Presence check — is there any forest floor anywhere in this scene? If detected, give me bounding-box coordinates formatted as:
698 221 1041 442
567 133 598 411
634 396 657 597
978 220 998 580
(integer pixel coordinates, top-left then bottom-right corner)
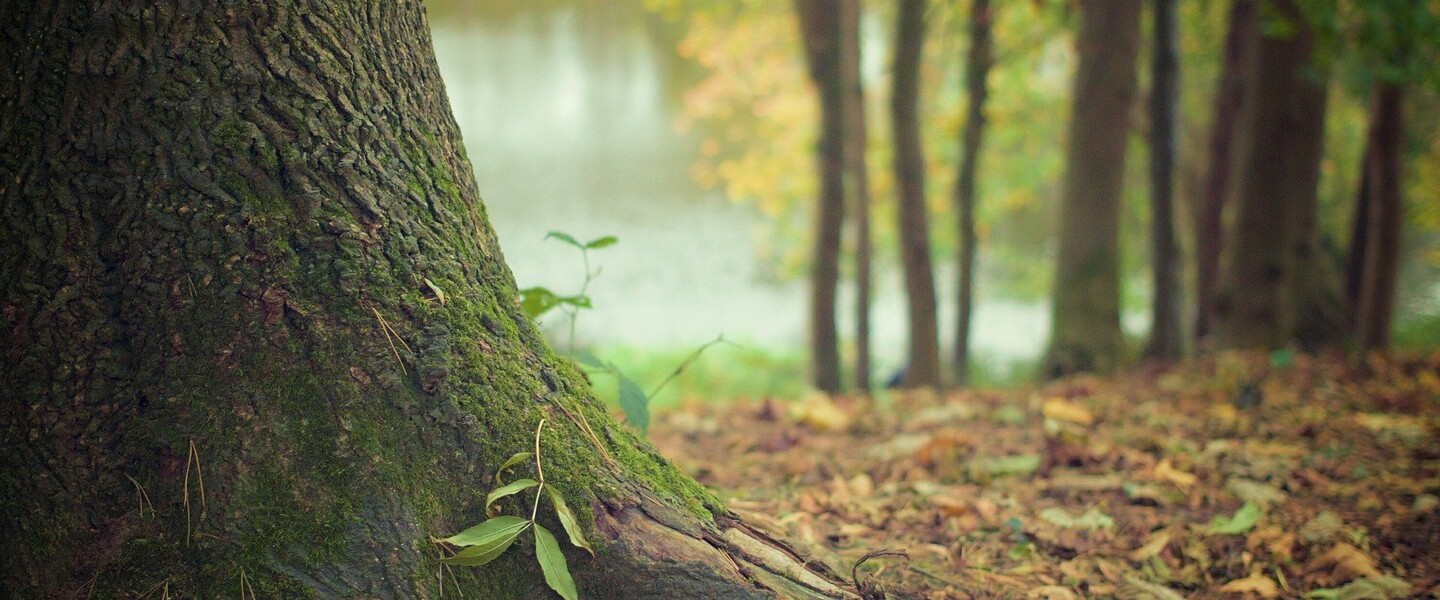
647 351 1440 599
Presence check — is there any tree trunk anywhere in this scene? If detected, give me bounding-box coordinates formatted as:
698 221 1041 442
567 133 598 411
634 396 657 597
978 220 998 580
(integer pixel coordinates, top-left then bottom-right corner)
1194 0 1255 344
1144 0 1184 361
1212 0 1336 351
1044 0 1141 377
953 0 994 386
797 0 848 394
0 2 851 598
839 0 873 391
1355 82 1405 352
891 0 942 389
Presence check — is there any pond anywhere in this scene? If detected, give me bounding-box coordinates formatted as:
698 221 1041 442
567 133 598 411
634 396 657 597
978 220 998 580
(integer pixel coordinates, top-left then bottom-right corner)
426 0 1052 375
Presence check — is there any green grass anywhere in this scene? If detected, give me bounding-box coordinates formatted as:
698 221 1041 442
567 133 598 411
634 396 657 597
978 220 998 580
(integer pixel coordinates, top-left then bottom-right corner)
1393 308 1440 351
575 341 1042 411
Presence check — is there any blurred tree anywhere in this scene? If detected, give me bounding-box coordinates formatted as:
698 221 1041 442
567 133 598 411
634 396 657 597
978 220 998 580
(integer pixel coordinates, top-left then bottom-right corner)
1212 0 1341 350
953 0 994 385
795 0 847 392
0 1 846 596
1045 0 1142 376
1333 1 1440 352
892 0 942 388
840 0 874 390
1145 0 1184 361
1194 0 1255 345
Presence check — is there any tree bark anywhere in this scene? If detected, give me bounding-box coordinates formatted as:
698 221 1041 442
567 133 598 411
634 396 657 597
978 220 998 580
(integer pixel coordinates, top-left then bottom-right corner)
891 0 942 389
0 2 852 597
953 0 994 386
1355 82 1405 352
1194 0 1255 344
1144 0 1184 361
1044 0 1141 377
1212 0 1337 351
797 0 847 393
839 0 873 391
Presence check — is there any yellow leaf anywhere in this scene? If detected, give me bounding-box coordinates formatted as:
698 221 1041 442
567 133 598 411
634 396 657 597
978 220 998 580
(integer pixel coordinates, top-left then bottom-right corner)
1217 574 1280 597
790 391 852 432
1155 459 1197 488
1042 397 1094 426
1129 530 1171 561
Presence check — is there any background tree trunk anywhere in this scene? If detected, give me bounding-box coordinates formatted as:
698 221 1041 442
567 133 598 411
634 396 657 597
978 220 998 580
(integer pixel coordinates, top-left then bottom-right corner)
1044 0 1141 377
891 0 942 388
0 2 849 597
1144 0 1185 361
840 0 873 391
1356 82 1405 352
1212 0 1336 351
1194 0 1255 345
797 0 848 393
953 0 994 386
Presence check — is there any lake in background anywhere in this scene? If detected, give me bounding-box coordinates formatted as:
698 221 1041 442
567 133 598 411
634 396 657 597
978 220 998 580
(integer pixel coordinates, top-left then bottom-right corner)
426 0 1057 377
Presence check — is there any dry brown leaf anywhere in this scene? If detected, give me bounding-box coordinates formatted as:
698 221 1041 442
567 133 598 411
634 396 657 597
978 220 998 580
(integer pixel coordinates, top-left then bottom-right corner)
1217 573 1280 597
1306 542 1381 584
791 391 853 432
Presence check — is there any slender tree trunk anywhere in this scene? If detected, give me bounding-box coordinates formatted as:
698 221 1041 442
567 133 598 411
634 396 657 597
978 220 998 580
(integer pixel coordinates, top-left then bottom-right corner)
1044 0 1142 377
1344 145 1372 313
0 2 850 597
796 0 848 393
1212 0 1335 350
1145 0 1184 361
1194 0 1254 344
839 0 873 391
891 0 942 388
1356 82 1405 352
953 0 994 386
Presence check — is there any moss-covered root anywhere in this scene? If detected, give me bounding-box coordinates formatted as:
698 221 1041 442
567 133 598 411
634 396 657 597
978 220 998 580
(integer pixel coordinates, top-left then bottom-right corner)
577 497 856 600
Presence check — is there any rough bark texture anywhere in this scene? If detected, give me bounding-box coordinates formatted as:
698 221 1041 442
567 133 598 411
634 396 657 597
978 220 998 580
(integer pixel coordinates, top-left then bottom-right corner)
0 2 851 598
1194 0 1254 344
953 0 993 386
1144 0 1184 362
1044 0 1141 377
1212 0 1337 351
1355 82 1405 352
839 0 872 391
796 0 846 393
891 0 942 389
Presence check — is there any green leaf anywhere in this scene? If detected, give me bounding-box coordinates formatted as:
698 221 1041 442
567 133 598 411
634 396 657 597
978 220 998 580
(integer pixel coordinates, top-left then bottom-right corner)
557 295 592 309
616 371 649 435
519 287 560 319
485 479 540 514
1206 502 1262 535
1039 507 1114 531
534 524 578 600
547 486 594 555
442 516 531 567
544 231 583 249
494 452 532 486
584 235 618 249
574 352 606 369
1268 348 1295 368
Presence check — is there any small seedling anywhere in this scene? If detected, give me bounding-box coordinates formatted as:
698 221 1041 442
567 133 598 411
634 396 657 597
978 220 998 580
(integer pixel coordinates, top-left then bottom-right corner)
438 419 593 600
518 231 615 352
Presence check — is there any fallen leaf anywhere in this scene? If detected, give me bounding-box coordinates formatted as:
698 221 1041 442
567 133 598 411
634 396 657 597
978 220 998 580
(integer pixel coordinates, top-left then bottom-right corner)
1042 397 1094 427
1217 573 1280 597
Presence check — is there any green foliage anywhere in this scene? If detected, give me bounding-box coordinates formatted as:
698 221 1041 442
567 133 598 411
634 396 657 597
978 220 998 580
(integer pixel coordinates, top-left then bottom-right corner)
518 231 614 350
440 420 591 599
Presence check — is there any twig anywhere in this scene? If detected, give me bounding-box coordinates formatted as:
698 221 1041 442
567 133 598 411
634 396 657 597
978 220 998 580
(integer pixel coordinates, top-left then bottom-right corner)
553 400 614 467
530 419 547 522
647 334 734 399
371 305 410 375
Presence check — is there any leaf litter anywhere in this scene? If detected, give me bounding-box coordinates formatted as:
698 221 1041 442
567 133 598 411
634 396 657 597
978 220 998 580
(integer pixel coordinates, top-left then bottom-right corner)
647 351 1440 598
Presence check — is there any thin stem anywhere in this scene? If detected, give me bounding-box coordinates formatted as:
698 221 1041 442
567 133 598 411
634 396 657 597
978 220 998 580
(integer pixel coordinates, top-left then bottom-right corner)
529 418 547 522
